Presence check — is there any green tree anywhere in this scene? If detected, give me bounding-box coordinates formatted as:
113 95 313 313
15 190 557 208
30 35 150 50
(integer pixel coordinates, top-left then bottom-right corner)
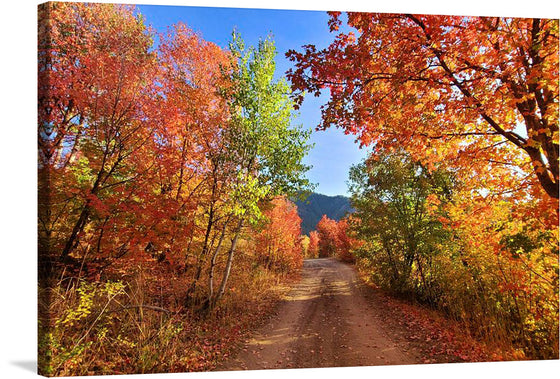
211 32 313 306
348 151 453 297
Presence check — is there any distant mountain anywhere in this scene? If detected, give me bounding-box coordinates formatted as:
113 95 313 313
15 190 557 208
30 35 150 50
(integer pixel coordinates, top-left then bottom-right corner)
294 193 353 235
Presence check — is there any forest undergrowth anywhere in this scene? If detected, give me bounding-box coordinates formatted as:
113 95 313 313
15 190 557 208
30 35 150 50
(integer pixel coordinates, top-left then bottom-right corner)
39 258 298 376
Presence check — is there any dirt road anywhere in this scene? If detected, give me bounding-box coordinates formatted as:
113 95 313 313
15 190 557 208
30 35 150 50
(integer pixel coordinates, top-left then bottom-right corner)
222 258 421 370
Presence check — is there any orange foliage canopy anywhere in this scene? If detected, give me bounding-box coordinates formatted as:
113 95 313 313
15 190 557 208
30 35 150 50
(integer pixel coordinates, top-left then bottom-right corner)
316 215 338 258
335 219 355 263
316 215 355 262
287 14 559 200
308 230 320 259
38 2 160 267
254 196 304 273
38 3 157 168
38 2 232 269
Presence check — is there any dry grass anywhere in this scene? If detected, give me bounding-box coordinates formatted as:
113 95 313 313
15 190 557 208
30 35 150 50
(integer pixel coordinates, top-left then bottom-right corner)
38 255 299 376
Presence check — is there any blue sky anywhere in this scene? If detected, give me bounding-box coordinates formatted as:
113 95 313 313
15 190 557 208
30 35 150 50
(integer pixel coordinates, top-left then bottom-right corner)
136 4 370 196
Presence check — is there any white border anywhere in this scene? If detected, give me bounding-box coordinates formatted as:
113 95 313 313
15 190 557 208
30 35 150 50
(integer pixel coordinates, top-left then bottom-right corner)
1 1 558 378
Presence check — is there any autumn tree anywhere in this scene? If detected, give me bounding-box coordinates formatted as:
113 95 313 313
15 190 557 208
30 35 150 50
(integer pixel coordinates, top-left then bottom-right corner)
208 32 313 306
254 196 304 273
288 15 558 354
315 215 339 258
38 3 159 272
155 23 234 306
348 151 454 293
38 5 314 374
314 215 356 262
348 149 558 355
308 230 320 259
335 218 355 263
287 14 559 200
38 3 162 374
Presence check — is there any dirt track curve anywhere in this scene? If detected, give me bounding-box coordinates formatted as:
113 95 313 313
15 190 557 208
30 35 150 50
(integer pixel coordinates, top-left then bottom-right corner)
221 258 421 370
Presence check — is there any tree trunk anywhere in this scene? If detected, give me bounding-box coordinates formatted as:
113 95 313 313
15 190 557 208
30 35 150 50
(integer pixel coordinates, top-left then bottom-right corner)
185 173 219 306
415 255 431 302
212 217 244 307
525 145 559 199
207 218 229 307
60 150 124 259
60 205 91 259
184 207 214 306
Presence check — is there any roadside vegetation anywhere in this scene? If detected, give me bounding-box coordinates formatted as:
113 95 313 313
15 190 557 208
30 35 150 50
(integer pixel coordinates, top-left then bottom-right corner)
293 13 559 360
38 3 311 375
